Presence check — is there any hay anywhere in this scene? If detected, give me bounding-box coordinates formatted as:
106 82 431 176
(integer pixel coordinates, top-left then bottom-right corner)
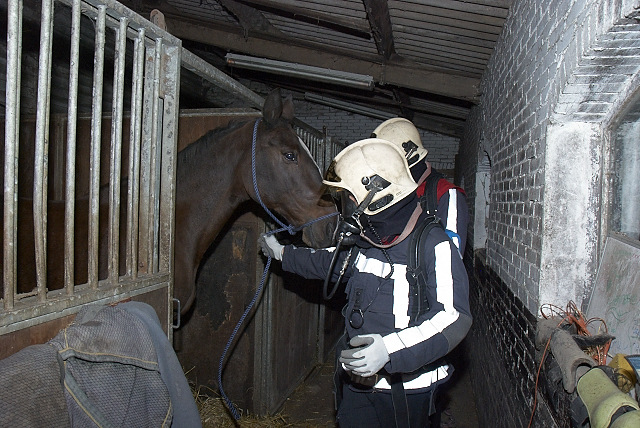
192 384 295 428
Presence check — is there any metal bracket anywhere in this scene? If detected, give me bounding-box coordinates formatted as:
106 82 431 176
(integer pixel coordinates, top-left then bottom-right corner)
172 298 181 329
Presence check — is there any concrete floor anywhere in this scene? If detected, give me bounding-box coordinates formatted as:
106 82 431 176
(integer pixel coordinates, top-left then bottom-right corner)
282 345 480 427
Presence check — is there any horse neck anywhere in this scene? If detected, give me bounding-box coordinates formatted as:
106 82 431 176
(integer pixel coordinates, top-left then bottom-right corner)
175 123 253 254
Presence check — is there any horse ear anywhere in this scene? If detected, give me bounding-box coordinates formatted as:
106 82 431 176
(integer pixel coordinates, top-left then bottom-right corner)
262 88 283 125
281 95 294 122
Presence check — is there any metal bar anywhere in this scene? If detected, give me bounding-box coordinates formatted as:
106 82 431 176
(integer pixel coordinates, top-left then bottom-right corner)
107 17 128 280
33 0 54 301
0 274 171 335
64 0 81 294
158 44 180 274
181 48 264 109
88 5 106 289
137 45 155 275
148 38 163 274
3 0 23 310
126 27 145 278
158 43 181 341
58 0 182 45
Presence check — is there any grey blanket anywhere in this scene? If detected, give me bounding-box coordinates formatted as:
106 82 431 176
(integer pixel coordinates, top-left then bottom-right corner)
0 302 201 428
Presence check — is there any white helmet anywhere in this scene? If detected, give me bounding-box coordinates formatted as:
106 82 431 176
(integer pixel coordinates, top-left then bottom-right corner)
371 118 427 168
323 138 418 215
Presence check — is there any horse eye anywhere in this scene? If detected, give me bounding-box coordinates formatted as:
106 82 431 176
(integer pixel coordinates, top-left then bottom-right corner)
284 152 297 162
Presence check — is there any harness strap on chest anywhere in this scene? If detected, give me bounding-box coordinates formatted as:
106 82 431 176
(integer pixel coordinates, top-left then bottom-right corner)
407 215 445 322
419 168 444 216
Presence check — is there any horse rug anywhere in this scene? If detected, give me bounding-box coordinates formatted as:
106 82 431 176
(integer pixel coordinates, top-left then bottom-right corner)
0 301 201 428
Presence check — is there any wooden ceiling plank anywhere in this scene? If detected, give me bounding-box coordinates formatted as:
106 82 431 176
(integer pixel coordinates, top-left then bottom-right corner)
238 0 371 34
392 0 509 22
394 24 496 51
397 35 493 60
392 10 503 36
463 0 513 9
262 0 366 16
393 16 501 41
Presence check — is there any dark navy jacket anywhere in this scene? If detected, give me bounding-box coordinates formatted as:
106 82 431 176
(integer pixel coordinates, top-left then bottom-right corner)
282 210 472 392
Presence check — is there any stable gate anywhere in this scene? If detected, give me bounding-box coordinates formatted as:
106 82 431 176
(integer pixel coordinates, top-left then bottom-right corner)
1 0 345 416
1 0 181 351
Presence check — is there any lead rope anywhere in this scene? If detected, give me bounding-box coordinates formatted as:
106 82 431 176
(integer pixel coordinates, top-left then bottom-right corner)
218 118 337 420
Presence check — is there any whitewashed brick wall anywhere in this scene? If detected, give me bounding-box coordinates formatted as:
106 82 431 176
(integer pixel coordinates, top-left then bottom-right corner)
461 0 638 313
460 0 640 426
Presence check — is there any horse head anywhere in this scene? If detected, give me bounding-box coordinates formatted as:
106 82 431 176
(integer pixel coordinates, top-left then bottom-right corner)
246 89 337 248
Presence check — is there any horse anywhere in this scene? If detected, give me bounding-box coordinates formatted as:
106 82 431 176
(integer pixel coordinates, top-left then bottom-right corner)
173 89 337 314
2 89 337 318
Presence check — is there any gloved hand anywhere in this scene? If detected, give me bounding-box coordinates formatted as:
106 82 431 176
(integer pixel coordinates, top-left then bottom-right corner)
339 334 389 377
258 233 284 261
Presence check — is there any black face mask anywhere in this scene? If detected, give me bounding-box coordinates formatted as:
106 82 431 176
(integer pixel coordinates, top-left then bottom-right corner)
364 192 419 243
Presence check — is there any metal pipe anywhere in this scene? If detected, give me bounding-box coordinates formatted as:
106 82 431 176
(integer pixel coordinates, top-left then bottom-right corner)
108 17 128 280
88 5 106 289
126 27 145 278
64 0 81 294
33 0 54 301
3 0 23 310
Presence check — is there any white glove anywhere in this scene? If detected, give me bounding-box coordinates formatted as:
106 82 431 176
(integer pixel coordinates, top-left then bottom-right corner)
339 334 389 377
258 234 284 261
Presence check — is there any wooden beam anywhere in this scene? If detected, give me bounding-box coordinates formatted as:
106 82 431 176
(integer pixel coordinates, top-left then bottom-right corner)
166 19 480 102
393 88 414 120
362 0 395 60
216 0 283 36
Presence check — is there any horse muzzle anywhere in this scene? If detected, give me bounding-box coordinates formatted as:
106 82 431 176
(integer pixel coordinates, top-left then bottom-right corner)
301 214 338 248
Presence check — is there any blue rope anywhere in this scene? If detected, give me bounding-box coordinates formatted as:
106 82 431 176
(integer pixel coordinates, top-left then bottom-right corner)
218 254 271 420
217 119 337 420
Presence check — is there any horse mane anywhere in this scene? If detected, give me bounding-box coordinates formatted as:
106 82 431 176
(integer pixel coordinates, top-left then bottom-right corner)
177 119 248 174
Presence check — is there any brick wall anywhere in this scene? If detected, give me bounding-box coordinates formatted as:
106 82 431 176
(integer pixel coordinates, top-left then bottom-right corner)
458 0 638 426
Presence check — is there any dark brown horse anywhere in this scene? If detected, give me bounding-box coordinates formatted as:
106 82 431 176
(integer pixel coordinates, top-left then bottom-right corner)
174 89 337 313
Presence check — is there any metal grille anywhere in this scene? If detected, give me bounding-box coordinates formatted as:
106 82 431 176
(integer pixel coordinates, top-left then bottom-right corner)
294 124 341 175
1 0 181 335
1 0 340 338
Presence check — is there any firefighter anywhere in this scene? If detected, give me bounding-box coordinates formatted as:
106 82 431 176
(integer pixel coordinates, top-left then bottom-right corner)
371 118 469 254
259 138 472 428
